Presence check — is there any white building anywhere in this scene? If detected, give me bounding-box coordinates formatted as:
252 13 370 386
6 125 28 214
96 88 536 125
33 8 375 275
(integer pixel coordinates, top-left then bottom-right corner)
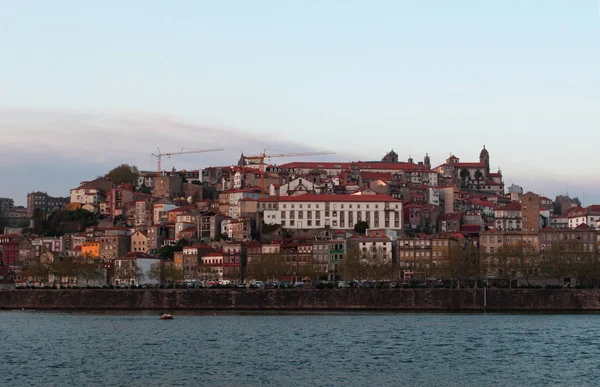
347 235 393 265
567 206 600 229
70 188 103 205
113 253 160 286
428 187 440 206
272 177 323 197
258 194 402 230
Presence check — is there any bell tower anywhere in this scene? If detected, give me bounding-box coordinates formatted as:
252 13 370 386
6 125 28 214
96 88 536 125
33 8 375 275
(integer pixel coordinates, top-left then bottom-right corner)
479 145 490 174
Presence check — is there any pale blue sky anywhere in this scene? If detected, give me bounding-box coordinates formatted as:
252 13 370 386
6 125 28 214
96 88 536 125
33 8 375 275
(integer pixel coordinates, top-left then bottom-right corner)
1 1 599 205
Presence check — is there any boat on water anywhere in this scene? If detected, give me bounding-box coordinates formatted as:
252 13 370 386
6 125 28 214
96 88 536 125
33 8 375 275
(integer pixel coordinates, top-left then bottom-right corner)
160 313 174 320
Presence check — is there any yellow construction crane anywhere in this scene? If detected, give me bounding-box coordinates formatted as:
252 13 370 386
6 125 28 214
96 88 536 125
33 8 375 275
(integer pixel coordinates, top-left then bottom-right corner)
152 148 223 174
245 149 336 194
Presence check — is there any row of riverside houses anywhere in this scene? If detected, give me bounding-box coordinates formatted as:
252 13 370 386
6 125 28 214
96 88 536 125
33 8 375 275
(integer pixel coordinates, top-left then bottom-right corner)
1 146 599 288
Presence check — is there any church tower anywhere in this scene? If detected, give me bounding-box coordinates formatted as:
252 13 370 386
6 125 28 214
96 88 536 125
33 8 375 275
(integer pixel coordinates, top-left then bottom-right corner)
424 153 431 169
382 149 398 163
479 145 490 174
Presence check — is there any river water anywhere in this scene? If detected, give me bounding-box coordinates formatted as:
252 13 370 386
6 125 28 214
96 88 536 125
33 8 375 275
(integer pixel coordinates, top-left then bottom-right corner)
1 311 598 386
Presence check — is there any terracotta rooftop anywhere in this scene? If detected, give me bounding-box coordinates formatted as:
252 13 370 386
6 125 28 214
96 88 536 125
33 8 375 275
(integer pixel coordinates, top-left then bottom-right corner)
258 194 401 203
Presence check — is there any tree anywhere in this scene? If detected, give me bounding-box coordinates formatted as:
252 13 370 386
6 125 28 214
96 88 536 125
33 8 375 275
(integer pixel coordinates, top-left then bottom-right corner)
339 248 369 281
246 253 288 283
113 261 144 286
474 169 483 189
439 245 483 288
363 247 394 281
158 239 188 259
148 262 183 287
459 169 470 188
105 164 139 186
23 262 50 285
353 221 369 235
76 262 104 286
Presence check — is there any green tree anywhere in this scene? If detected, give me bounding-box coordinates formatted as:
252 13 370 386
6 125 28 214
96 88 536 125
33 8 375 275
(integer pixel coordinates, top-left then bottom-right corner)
158 239 188 259
459 169 470 188
353 221 369 235
105 164 139 185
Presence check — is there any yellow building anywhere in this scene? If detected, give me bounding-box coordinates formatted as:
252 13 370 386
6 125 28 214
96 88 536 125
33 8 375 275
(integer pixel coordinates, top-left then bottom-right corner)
131 230 148 253
81 241 100 258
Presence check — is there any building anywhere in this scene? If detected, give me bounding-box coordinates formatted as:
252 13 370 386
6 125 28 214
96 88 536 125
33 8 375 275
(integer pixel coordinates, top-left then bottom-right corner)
520 192 542 232
200 252 224 280
567 205 600 230
134 199 154 228
480 230 540 256
259 194 403 230
70 178 113 205
105 184 134 220
154 202 177 224
346 235 393 279
222 243 245 280
440 212 462 233
27 192 69 217
540 224 596 253
181 244 215 280
433 147 504 196
153 175 183 199
0 198 14 214
397 234 463 280
98 234 131 261
113 252 160 286
221 218 252 241
131 230 148 253
480 230 541 277
494 202 522 231
0 234 24 265
81 241 101 259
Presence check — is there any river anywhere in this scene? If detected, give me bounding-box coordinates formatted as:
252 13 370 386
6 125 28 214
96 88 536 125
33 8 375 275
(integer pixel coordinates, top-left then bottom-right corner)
1 311 598 386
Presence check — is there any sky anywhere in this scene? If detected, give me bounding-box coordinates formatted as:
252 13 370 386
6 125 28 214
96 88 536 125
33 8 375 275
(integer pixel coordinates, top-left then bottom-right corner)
1 0 599 206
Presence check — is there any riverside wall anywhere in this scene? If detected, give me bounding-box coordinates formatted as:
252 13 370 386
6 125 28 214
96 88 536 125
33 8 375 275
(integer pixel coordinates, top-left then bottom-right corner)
3 289 600 311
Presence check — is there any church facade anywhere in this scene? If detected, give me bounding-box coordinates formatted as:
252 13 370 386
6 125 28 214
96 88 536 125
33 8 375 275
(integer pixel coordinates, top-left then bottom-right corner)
433 146 504 196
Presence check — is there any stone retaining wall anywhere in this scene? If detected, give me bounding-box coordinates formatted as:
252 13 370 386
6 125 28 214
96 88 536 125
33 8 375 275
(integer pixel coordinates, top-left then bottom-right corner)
2 289 600 311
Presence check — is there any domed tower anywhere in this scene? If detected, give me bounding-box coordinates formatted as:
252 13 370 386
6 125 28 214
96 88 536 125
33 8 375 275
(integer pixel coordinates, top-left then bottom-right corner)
408 155 413 164
424 153 431 169
479 145 490 174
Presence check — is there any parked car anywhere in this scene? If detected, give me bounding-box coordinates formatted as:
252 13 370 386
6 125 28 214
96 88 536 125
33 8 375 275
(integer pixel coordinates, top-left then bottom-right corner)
293 281 305 288
337 281 350 288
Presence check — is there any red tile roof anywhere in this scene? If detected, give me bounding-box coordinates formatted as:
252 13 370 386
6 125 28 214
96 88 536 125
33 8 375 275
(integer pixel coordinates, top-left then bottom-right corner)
360 172 393 181
496 202 522 211
454 162 486 168
258 194 401 203
441 212 462 221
